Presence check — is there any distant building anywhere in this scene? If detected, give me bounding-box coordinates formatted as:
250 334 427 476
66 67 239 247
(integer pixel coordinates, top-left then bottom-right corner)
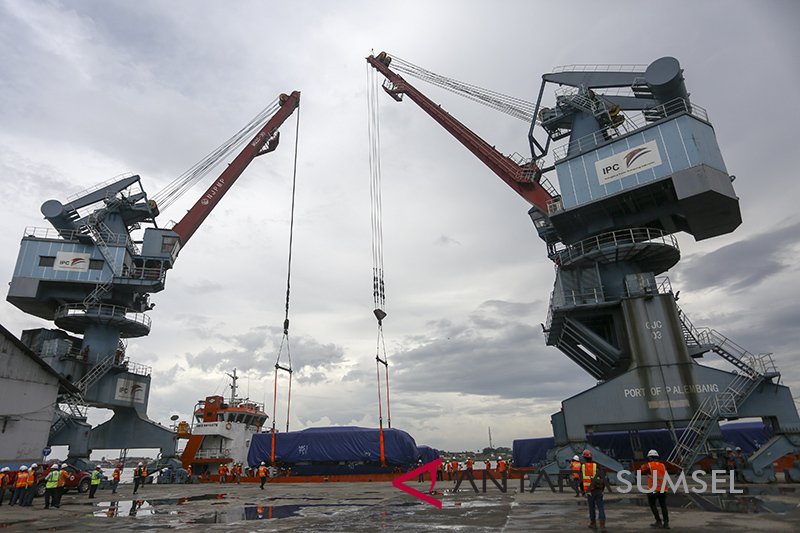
0 323 77 467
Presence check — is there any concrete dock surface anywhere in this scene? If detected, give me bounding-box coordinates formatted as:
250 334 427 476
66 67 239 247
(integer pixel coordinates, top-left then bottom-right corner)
1 480 799 531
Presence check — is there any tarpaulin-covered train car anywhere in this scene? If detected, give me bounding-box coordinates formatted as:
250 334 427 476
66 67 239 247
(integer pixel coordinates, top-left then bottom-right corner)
248 426 420 474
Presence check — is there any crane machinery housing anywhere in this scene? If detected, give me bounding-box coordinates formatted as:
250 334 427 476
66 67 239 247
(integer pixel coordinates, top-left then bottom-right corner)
367 52 800 483
6 91 300 468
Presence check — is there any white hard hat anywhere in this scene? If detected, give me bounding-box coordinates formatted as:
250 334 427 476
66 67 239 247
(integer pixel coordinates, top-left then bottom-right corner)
725 447 732 452
53 464 61 470
497 456 502 460
20 465 28 471
31 463 38 468
138 462 143 465
260 462 265 465
735 446 742 451
573 455 580 461
647 449 659 458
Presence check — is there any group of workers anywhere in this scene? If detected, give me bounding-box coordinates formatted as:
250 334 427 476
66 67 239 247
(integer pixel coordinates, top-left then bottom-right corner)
442 456 510 481
569 448 670 531
0 463 43 507
217 462 246 484
0 462 113 510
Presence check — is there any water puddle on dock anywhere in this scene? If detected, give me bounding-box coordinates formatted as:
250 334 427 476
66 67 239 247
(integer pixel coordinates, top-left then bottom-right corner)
189 503 372 523
90 493 227 518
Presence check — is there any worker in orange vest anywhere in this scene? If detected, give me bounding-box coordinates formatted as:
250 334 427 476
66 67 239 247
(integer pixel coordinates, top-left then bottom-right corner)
258 462 269 490
450 458 458 481
0 467 11 506
569 454 582 497
218 464 228 483
639 449 669 529
9 465 28 506
580 450 606 532
55 464 69 507
465 457 474 479
111 464 122 494
186 464 193 484
497 456 508 479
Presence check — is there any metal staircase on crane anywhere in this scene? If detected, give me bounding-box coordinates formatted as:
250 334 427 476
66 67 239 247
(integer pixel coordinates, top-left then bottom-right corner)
668 309 781 471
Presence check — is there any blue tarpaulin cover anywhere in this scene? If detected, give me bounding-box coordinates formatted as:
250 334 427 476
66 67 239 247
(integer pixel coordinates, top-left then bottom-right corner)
416 445 440 463
512 422 774 467
248 426 419 467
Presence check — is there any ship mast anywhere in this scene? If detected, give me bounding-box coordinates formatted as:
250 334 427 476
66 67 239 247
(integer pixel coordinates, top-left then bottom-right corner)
226 368 239 404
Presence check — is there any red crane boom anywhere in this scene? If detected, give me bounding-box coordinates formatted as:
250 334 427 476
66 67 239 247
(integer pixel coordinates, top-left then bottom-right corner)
366 53 552 213
171 91 301 245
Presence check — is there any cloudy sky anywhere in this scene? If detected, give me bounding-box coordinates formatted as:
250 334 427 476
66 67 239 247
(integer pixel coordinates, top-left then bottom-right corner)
1 0 799 455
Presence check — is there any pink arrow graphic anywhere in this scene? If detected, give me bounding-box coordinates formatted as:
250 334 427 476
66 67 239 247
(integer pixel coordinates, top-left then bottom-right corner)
392 457 442 509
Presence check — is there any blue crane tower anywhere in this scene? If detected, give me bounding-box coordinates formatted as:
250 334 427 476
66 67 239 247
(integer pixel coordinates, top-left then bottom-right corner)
6 92 300 467
368 53 800 482
531 58 800 482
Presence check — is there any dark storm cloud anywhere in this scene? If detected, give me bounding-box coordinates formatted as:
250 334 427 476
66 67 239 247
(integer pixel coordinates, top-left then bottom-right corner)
389 299 594 400
676 219 800 293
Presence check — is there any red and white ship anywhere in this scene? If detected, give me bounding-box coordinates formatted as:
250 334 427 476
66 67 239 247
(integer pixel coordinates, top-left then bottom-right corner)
179 369 268 477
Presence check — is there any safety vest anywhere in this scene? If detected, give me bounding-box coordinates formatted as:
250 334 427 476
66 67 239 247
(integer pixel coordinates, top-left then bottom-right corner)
0 472 6 487
91 470 102 485
498 460 507 473
141 466 148 477
258 466 267 477
26 471 36 487
570 460 582 479
113 468 121 481
581 462 599 491
466 459 473 470
645 460 667 492
45 470 60 489
15 472 28 488
186 466 192 476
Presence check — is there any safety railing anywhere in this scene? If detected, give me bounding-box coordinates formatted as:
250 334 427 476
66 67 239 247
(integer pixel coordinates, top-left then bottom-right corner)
55 303 152 329
65 173 136 203
552 98 710 161
550 227 679 265
23 225 136 250
623 275 673 298
549 287 605 309
122 358 152 377
551 63 647 73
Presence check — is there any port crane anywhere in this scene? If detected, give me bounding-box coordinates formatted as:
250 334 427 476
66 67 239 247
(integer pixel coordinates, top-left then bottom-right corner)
367 52 800 483
7 91 300 467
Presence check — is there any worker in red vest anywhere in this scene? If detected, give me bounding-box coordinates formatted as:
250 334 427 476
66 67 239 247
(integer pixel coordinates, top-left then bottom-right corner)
497 456 507 478
569 454 582 497
639 449 669 529
580 450 606 532
450 458 458 481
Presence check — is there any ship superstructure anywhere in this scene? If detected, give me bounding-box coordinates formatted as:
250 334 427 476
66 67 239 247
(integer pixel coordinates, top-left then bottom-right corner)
180 369 268 475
